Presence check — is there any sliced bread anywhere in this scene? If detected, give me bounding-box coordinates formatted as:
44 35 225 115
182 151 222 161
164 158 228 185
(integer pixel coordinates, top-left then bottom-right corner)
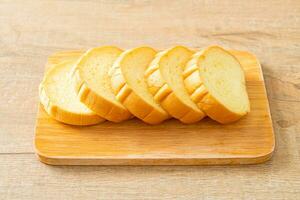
72 46 132 122
39 60 104 125
109 46 170 124
144 46 205 123
183 46 250 124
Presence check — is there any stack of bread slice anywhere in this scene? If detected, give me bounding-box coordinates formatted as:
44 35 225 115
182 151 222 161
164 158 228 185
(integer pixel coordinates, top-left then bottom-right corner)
144 46 205 124
71 46 132 122
39 45 250 125
39 60 105 125
183 46 250 123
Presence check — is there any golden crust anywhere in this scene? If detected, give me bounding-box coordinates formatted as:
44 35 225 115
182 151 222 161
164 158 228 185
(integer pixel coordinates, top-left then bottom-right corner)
72 47 132 122
199 93 246 124
110 47 169 125
183 51 209 102
39 62 104 126
183 46 249 124
145 46 205 124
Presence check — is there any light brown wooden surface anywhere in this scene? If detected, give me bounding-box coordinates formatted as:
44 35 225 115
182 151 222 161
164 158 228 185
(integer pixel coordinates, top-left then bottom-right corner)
1 0 299 199
35 50 274 165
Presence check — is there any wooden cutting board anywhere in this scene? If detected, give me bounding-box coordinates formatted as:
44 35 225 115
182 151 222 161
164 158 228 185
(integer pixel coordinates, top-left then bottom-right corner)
34 49 275 165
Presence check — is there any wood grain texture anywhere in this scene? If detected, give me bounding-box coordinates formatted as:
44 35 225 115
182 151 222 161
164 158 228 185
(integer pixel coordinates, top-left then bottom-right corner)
1 0 300 199
34 50 274 165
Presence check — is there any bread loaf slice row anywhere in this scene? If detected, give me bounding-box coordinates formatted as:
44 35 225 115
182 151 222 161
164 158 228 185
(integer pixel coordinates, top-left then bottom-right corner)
39 60 105 125
144 46 206 124
109 46 170 124
183 46 250 124
72 46 132 122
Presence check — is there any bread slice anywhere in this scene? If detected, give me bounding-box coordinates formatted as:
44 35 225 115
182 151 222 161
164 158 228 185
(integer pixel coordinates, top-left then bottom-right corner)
144 46 205 123
183 46 250 124
109 46 169 124
72 46 132 122
39 60 104 125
